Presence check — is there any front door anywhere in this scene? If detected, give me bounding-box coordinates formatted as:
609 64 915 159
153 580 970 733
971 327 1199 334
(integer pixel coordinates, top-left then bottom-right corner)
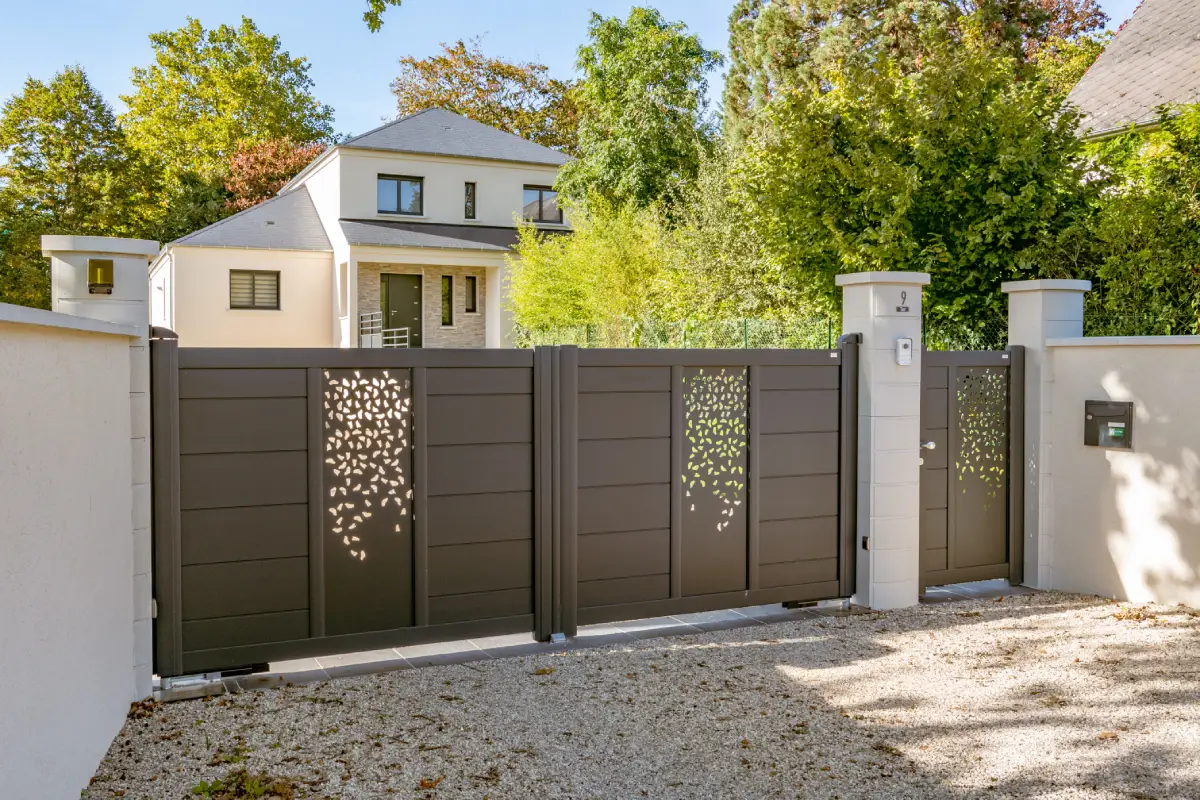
382 273 422 348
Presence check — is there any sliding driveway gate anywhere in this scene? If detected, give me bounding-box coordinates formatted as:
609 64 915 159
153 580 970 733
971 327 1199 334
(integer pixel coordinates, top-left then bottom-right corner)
151 329 859 677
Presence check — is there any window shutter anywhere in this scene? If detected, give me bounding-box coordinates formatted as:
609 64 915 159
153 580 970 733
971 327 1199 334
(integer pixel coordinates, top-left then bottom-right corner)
254 272 279 309
230 271 255 307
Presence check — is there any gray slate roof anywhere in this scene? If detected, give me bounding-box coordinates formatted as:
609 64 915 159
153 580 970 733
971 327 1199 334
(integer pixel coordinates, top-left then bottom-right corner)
340 219 522 251
173 186 332 250
341 108 570 166
1067 0 1200 136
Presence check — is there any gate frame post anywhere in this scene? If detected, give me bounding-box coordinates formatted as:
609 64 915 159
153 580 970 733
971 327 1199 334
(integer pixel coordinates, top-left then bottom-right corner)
149 327 183 679
1001 280 1090 589
837 334 861 598
837 271 930 610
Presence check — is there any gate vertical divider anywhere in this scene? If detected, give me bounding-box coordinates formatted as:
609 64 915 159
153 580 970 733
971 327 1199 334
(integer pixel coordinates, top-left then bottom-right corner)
412 366 429 627
837 334 861 598
669 365 684 599
747 365 761 591
533 347 554 641
946 364 960 574
150 329 183 677
306 368 326 638
560 346 579 637
1007 346 1026 586
550 348 563 635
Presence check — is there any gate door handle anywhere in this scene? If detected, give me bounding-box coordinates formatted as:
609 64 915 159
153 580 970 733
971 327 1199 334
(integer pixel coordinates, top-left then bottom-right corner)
920 440 937 451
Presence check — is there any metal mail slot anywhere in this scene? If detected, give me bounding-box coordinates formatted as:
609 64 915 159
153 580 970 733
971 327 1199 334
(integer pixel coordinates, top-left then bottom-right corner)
1084 400 1134 449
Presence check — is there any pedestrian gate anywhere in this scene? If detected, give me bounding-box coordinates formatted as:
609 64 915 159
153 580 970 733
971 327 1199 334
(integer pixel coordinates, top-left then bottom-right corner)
920 348 1024 588
150 331 859 677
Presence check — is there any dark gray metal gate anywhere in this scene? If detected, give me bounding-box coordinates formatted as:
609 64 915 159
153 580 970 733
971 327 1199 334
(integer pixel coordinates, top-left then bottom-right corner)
151 330 859 677
920 348 1024 588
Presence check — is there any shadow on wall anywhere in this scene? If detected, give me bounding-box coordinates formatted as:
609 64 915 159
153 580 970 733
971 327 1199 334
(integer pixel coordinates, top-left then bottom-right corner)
1063 361 1200 606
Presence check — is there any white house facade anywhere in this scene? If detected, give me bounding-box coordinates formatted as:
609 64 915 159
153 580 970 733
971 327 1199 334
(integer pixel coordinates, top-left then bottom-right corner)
149 109 570 348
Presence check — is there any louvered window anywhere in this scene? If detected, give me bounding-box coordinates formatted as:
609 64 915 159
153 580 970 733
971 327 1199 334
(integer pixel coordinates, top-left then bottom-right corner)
230 270 280 310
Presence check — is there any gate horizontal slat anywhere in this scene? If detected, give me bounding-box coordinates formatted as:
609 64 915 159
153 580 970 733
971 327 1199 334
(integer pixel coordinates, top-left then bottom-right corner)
181 558 308 621
179 368 307 399
426 492 532 546
760 474 838 521
181 505 308 565
578 529 669 582
180 452 307 510
759 432 839 477
578 438 670 487
426 443 533 496
179 398 307 454
578 485 670 534
183 610 309 652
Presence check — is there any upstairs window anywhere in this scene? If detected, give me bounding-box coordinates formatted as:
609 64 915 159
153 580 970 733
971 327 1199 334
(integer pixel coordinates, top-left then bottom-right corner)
377 175 423 215
523 186 562 224
464 182 477 220
230 270 280 310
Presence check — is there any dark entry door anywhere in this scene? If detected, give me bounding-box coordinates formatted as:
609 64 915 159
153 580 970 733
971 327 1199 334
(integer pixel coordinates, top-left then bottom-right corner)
920 349 1024 588
382 273 422 348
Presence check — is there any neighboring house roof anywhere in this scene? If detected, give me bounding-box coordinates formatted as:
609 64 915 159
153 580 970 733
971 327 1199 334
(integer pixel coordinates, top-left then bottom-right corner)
340 108 570 167
340 219 524 251
1067 0 1200 136
172 186 332 251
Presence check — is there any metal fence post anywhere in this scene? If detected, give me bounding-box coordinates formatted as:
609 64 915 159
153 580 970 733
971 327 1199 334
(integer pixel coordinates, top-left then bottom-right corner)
1007 345 1026 586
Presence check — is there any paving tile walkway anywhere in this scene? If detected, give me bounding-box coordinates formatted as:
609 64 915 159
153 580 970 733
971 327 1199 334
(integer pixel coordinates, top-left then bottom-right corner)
155 578 1035 702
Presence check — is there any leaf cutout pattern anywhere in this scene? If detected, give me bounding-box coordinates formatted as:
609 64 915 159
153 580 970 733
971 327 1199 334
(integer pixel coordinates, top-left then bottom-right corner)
956 367 1008 508
683 367 748 532
324 369 412 562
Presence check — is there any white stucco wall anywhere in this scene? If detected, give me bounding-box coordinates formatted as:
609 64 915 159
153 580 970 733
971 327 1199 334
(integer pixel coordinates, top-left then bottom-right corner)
1048 338 1200 606
0 306 138 799
170 246 334 347
338 149 566 229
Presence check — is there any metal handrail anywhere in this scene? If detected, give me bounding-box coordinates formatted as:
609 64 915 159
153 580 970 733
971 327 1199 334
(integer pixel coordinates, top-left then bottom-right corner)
359 312 411 348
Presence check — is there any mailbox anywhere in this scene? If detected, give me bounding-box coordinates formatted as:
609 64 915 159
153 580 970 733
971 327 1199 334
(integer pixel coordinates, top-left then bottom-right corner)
1084 401 1134 449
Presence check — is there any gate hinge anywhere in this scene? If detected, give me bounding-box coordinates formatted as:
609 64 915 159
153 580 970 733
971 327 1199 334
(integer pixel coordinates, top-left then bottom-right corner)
152 598 158 619
862 537 870 552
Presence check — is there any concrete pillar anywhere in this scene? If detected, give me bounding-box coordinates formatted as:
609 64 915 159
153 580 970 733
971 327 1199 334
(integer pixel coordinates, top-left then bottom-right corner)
42 235 161 699
1001 279 1090 589
837 272 930 610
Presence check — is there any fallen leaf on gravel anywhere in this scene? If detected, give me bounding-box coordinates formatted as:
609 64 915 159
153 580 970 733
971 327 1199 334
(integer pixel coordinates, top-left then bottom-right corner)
1098 731 1120 741
533 668 555 676
418 776 445 789
872 743 904 757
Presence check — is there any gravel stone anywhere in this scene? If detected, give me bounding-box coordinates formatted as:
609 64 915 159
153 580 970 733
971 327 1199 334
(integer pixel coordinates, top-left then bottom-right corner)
84 592 1200 799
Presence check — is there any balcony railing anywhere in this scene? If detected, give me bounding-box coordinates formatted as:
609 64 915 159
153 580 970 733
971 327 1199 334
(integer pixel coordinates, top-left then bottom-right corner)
359 312 411 349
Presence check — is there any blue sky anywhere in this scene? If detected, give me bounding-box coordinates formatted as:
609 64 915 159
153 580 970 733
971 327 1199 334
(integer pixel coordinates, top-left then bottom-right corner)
0 0 1144 137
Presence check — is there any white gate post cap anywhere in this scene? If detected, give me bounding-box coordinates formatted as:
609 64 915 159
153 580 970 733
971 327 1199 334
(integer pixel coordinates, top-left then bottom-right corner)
836 272 931 286
42 235 160 258
1001 279 1091 294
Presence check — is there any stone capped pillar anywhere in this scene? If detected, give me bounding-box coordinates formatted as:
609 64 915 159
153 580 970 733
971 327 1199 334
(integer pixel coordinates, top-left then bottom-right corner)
1001 279 1090 589
838 272 930 610
43 235 160 698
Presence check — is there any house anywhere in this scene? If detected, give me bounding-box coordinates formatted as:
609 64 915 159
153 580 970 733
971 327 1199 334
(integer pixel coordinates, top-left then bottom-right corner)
1067 0 1200 139
148 109 570 348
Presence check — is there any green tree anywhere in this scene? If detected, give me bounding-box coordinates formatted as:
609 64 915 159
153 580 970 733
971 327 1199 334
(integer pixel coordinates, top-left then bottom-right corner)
506 198 670 336
1032 32 1109 97
122 17 334 184
734 22 1090 325
0 67 154 308
391 39 578 153
363 0 402 32
723 0 1106 144
1039 106 1200 334
557 8 722 209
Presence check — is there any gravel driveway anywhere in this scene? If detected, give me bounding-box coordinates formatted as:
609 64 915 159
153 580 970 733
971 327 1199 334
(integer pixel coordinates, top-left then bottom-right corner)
85 592 1199 799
